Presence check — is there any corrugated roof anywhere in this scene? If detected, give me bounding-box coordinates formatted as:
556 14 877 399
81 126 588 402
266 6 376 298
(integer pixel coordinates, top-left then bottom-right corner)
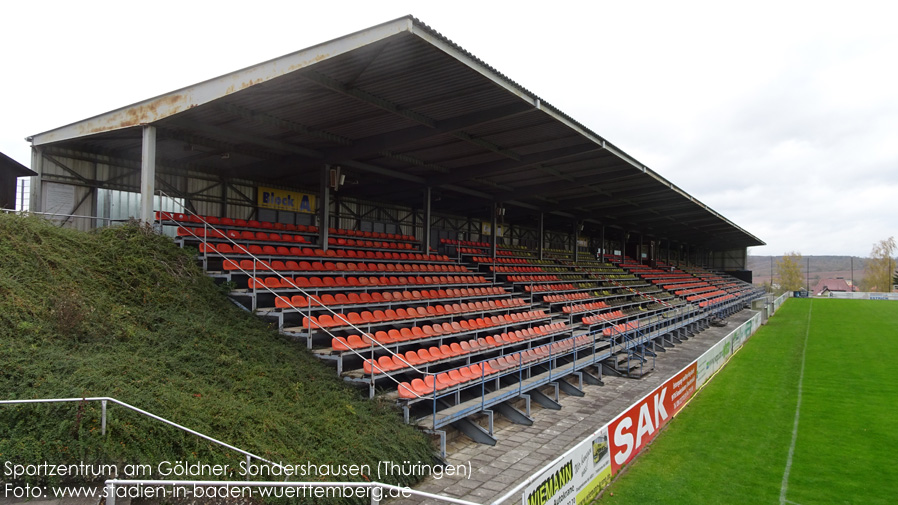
29 15 763 249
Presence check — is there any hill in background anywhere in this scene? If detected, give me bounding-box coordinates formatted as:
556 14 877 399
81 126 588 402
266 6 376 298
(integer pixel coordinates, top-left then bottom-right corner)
0 213 431 500
747 255 868 287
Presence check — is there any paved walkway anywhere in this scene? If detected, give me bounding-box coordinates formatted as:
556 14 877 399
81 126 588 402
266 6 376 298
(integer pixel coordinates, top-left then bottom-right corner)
393 309 757 505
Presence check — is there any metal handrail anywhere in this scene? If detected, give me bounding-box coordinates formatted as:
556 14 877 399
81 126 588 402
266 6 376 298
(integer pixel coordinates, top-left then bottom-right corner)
0 397 481 505
152 193 428 393
0 208 120 225
0 397 287 473
0 396 284 468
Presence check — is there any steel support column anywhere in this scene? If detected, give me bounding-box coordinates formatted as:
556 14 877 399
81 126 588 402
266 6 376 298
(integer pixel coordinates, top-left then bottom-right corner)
638 233 644 264
538 212 544 261
140 125 156 223
29 147 43 212
490 204 498 261
319 165 330 250
422 187 432 254
622 230 628 259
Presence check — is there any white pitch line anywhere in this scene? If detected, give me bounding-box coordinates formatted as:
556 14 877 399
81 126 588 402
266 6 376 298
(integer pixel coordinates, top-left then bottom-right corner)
779 300 813 505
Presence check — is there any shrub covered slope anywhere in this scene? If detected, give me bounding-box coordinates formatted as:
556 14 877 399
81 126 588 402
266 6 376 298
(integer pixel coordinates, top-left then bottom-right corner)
0 214 431 495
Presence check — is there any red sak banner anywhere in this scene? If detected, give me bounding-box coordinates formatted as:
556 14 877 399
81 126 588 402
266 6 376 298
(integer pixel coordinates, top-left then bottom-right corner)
609 362 697 474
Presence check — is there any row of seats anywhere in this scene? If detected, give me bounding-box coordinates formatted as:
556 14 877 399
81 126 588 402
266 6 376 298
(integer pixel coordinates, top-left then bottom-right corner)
471 257 532 264
272 287 509 309
506 274 561 283
162 212 316 232
363 322 570 375
659 281 707 290
161 212 418 242
178 227 310 243
647 275 695 282
300 299 529 330
603 320 640 337
228 259 468 274
524 283 576 293
674 286 717 296
330 310 549 350
327 237 416 250
201 242 450 262
490 266 546 273
582 309 627 325
397 333 592 398
326 228 416 242
242 274 487 289
226 259 472 274
542 292 591 303
687 290 728 302
698 294 737 307
440 238 492 248
686 290 728 302
560 300 609 315
457 247 514 256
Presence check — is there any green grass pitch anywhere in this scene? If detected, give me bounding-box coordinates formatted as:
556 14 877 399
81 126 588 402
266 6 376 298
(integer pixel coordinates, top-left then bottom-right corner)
595 298 898 505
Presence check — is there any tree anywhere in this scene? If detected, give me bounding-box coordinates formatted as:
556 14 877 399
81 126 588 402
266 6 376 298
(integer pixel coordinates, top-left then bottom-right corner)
861 237 896 292
776 251 804 293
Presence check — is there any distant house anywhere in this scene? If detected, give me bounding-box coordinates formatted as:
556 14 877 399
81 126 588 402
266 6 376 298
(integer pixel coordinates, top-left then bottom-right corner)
812 278 854 296
0 151 36 210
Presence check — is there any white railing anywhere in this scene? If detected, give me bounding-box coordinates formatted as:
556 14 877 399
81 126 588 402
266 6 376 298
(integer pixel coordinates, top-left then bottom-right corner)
2 397 478 504
0 208 120 228
0 397 286 473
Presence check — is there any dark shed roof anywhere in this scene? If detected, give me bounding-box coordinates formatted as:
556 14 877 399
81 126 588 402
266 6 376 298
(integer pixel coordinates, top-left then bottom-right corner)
30 15 763 249
0 152 36 177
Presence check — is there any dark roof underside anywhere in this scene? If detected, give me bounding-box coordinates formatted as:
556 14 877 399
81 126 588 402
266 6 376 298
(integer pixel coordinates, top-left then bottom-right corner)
31 16 763 250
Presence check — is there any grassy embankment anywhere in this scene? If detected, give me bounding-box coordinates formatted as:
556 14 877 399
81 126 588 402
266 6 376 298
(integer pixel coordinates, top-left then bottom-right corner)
0 213 432 501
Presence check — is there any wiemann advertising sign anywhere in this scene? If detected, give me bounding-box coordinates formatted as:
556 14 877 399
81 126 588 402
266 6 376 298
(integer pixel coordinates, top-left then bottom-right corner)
521 428 611 505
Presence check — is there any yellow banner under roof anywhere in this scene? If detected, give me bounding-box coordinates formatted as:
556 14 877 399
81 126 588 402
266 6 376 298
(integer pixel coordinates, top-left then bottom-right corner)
481 221 505 237
258 186 316 214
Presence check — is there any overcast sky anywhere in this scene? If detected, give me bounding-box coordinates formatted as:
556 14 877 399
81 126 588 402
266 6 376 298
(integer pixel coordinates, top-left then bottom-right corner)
2 1 895 257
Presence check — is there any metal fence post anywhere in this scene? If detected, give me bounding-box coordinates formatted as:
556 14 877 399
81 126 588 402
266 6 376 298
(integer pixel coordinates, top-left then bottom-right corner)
105 482 116 505
101 400 107 436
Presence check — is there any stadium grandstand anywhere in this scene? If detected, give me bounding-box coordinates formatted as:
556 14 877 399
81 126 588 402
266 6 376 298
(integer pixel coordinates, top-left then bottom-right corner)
23 16 765 454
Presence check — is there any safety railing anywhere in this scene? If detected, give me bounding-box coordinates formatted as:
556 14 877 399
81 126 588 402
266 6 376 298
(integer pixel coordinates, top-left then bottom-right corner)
0 397 287 473
152 192 428 401
421 332 584 430
0 397 481 505
1 208 120 228
417 303 703 430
